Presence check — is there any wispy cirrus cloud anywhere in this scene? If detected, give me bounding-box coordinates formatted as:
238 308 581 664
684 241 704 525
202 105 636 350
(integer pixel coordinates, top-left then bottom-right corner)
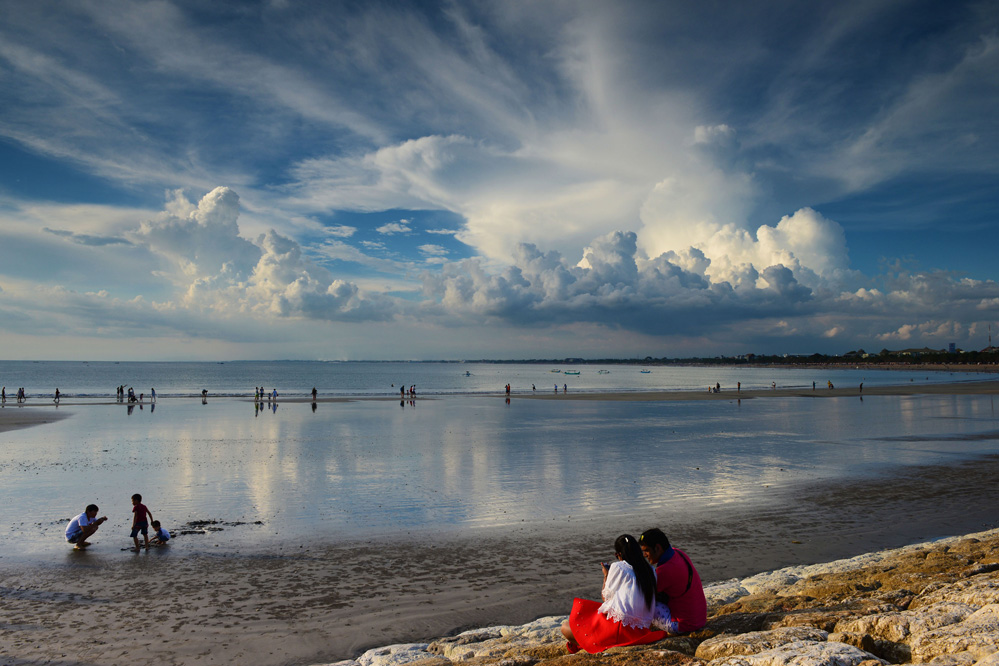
0 1 997 359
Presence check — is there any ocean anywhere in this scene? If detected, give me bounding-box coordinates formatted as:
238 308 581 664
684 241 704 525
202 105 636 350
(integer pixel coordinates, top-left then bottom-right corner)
0 359 992 399
1 361 997 563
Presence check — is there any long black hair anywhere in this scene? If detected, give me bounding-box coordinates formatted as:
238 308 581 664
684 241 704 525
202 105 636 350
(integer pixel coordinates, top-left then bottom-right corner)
615 534 656 609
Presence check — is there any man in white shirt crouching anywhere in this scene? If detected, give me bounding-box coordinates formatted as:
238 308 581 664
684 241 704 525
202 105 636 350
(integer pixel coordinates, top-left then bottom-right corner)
65 504 108 549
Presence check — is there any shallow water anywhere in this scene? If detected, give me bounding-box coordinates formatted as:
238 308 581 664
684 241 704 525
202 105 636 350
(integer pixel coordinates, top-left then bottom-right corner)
1 391 997 562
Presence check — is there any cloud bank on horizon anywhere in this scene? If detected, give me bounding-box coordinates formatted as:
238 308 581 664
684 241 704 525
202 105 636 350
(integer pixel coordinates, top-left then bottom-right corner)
0 0 997 360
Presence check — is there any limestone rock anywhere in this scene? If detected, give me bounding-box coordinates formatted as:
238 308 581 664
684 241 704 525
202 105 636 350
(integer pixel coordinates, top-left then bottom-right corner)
428 617 564 661
357 643 433 666
695 627 828 661
827 632 877 654
708 640 883 666
925 653 977 666
912 576 999 610
908 604 999 663
834 601 976 642
707 579 751 607
765 610 855 633
971 651 999 666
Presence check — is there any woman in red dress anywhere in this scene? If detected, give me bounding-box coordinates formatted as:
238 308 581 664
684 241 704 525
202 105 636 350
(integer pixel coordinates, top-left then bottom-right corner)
560 534 666 653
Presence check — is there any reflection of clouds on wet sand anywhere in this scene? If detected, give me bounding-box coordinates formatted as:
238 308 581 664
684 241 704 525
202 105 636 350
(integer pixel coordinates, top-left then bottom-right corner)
2 392 999 563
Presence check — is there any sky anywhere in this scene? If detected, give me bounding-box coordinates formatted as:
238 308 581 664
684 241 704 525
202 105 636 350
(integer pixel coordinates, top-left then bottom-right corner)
1 0 998 361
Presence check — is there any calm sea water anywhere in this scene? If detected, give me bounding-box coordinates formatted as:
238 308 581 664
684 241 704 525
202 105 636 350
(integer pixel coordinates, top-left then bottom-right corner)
1 371 997 562
0 359 992 399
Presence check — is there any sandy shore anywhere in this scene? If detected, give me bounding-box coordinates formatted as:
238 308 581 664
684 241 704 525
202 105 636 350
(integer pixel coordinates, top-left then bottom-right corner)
2 380 998 665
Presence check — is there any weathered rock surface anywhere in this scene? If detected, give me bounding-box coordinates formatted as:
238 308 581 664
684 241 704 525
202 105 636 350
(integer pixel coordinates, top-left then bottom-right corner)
709 641 883 666
315 529 999 666
695 627 829 660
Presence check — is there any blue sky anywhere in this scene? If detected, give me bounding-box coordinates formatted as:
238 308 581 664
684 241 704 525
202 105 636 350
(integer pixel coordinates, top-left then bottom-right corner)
1 0 997 360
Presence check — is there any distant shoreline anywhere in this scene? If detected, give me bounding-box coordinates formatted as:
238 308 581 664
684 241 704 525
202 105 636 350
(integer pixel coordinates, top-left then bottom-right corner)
524 378 999 401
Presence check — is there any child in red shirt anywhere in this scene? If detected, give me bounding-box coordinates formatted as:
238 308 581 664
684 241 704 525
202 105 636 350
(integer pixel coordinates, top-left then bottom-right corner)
130 493 154 552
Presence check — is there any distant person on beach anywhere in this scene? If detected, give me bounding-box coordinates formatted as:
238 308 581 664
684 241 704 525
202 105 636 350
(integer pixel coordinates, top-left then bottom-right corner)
859 382 863 394
555 384 558 393
564 383 568 393
150 388 156 403
130 493 153 552
561 534 665 653
312 387 318 401
505 384 511 396
737 382 740 393
532 384 536 392
54 388 60 403
639 528 706 634
65 504 108 549
401 385 405 398
1 386 5 403
149 520 170 546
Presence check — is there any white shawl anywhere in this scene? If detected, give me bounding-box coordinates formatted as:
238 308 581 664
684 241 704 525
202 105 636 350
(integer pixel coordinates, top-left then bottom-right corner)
598 560 656 628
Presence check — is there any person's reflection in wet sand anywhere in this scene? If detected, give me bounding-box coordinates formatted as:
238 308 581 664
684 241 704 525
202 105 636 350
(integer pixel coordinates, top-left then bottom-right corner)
311 401 317 413
271 402 277 414
150 402 155 414
254 402 259 417
127 404 135 416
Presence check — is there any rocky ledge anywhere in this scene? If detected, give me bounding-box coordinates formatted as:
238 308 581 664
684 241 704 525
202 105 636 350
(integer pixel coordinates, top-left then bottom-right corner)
323 529 999 666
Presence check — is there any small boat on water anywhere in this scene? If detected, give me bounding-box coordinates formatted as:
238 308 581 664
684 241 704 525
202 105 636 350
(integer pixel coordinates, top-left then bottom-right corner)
563 370 580 375
597 369 610 374
640 369 651 373
550 369 561 373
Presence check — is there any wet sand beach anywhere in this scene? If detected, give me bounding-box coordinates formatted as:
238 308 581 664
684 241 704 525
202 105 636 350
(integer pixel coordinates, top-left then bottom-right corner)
0 408 68 434
1 380 998 665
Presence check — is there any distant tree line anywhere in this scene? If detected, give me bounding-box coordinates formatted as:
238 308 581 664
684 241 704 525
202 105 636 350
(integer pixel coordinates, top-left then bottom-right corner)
458 348 999 366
